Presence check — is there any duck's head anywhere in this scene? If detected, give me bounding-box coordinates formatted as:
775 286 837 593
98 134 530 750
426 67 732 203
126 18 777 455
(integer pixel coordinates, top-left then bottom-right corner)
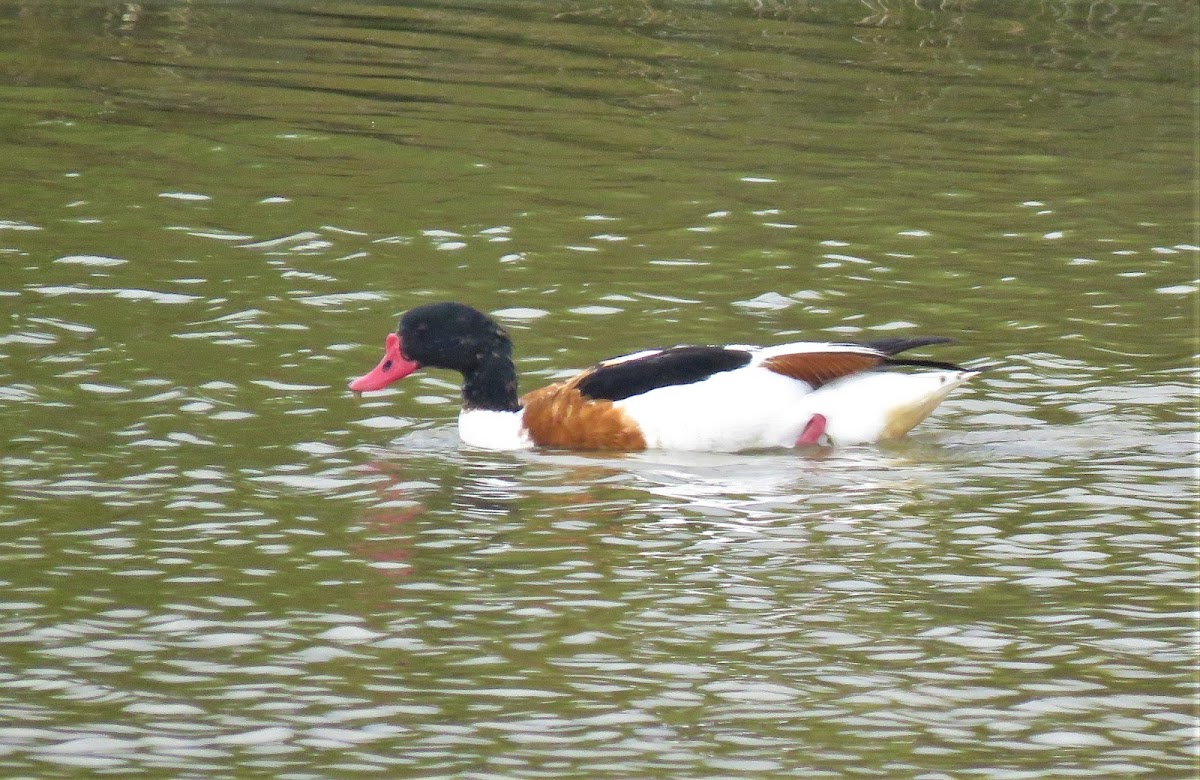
348 302 511 393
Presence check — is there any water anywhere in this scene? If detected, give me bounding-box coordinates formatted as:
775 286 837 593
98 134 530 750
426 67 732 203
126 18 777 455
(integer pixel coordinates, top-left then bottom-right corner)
0 1 1196 777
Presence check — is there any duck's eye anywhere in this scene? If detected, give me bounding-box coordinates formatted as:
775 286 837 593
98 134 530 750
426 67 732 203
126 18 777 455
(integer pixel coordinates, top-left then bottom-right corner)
383 360 394 371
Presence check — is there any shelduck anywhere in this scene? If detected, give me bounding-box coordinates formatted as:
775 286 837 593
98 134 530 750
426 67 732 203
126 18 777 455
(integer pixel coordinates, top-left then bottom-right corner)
348 302 980 451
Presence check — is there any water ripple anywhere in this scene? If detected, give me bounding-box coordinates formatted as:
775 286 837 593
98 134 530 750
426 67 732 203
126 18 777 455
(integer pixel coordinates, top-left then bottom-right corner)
0 1 1193 777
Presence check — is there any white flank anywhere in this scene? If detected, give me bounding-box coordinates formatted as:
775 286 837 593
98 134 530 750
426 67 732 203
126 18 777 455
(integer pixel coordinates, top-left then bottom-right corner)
615 362 978 451
615 366 812 451
458 409 533 450
803 369 977 445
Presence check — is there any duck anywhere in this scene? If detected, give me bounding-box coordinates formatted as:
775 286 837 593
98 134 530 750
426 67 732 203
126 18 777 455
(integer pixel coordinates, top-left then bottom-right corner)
348 301 980 451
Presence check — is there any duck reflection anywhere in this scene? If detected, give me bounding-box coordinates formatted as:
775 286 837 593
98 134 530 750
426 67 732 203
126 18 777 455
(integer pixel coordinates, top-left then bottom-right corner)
350 433 943 586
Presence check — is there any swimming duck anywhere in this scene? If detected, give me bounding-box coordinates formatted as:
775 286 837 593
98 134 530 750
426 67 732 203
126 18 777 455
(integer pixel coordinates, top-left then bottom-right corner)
348 302 979 451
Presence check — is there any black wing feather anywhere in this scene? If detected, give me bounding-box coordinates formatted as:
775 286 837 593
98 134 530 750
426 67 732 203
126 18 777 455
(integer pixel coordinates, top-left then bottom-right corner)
858 336 956 355
856 336 969 372
577 346 752 402
884 357 974 372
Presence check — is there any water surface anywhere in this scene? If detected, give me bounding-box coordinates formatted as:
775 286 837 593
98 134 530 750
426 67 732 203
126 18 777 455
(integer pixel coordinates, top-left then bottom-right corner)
0 1 1196 778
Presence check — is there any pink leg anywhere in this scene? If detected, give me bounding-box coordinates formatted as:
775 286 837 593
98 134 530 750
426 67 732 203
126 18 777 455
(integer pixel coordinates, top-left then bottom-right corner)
796 413 827 446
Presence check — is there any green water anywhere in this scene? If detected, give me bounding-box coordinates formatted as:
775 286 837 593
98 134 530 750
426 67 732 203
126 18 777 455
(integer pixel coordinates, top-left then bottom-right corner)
1 1 1196 778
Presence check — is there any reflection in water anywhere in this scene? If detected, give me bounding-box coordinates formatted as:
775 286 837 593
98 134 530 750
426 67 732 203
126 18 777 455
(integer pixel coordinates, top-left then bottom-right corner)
0 0 1195 777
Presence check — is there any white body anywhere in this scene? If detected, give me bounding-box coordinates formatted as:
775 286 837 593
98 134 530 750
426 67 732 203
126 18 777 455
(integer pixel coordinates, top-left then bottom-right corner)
617 364 973 450
458 342 977 451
